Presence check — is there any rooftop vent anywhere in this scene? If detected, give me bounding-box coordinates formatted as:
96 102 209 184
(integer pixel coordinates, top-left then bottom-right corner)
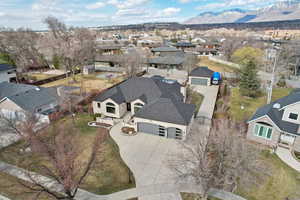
273 103 281 109
35 87 40 91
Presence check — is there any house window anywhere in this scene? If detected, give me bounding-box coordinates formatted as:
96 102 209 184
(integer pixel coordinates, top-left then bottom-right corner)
106 102 116 114
289 113 298 120
159 126 165 137
97 102 101 108
254 124 272 139
134 103 144 113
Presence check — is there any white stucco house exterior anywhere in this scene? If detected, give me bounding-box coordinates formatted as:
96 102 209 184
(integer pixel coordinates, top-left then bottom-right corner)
92 76 196 140
0 64 17 83
247 89 300 152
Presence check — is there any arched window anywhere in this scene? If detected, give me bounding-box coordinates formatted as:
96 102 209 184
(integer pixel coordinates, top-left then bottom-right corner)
134 103 144 113
106 102 116 114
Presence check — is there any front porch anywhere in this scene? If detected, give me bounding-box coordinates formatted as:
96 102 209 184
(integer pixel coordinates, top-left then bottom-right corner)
277 132 297 152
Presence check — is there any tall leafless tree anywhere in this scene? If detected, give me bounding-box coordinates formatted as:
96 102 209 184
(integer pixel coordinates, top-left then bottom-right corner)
0 112 107 200
0 28 47 73
168 119 260 199
119 49 145 78
183 53 199 73
40 17 96 81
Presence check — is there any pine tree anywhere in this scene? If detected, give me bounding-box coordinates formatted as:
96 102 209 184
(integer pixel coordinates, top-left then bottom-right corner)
239 60 261 97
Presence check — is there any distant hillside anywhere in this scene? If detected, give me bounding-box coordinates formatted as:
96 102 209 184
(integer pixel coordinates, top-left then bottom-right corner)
185 0 300 24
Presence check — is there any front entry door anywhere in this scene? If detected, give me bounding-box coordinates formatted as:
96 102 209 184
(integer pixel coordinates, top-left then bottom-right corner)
127 103 131 111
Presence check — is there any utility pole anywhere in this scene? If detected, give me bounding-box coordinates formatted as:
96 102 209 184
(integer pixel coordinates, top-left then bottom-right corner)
267 46 279 104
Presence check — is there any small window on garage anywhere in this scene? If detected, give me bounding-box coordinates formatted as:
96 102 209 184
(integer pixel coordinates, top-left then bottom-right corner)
289 113 298 120
175 128 182 140
97 103 101 108
159 126 166 137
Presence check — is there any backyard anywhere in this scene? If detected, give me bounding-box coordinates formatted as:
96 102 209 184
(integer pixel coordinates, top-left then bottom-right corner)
41 73 124 93
0 114 135 196
198 56 236 73
228 87 293 121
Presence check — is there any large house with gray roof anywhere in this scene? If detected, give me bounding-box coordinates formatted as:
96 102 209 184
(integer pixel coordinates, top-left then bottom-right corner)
0 82 59 120
92 76 195 140
247 89 300 152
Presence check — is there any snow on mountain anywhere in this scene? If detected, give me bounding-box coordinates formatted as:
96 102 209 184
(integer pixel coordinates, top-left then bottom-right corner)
184 0 300 24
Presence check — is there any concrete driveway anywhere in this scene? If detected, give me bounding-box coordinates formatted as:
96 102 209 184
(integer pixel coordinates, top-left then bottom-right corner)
110 123 183 199
192 85 219 120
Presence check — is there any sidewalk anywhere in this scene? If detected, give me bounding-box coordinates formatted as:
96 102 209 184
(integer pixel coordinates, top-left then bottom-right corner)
276 147 300 172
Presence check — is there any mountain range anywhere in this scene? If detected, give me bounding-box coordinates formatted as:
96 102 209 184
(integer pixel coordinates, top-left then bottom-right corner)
184 0 300 24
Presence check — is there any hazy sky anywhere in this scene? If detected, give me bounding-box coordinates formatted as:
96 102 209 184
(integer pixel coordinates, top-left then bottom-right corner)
0 0 289 29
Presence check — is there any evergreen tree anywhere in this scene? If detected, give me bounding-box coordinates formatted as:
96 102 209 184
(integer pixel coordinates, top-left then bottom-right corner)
239 60 261 97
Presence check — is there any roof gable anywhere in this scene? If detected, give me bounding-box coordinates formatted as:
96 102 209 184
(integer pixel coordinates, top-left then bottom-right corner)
190 66 214 78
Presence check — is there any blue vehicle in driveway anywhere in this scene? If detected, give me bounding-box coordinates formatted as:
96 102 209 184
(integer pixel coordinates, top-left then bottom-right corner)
211 72 221 85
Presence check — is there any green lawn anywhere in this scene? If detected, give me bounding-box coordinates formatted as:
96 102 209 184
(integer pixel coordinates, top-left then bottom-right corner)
228 87 293 121
0 114 135 195
236 151 300 200
198 56 236 73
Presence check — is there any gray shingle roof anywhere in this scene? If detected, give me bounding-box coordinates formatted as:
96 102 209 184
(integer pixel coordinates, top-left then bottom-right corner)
8 88 58 113
249 90 300 135
0 82 37 100
135 98 196 125
94 77 195 125
175 42 196 48
189 66 214 78
95 77 183 104
148 56 184 65
0 64 15 72
151 47 181 52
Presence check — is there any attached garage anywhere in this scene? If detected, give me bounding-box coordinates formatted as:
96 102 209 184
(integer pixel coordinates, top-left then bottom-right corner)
137 122 160 136
167 127 183 140
191 78 209 86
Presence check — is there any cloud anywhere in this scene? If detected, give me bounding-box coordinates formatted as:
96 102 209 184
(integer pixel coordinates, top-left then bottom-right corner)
116 0 151 9
86 2 106 9
179 0 192 3
161 7 181 16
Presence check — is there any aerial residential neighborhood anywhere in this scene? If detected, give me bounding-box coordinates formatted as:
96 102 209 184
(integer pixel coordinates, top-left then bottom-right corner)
2 1 300 200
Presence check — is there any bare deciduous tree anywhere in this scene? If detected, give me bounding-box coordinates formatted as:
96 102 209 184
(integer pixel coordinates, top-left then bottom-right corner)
0 112 107 200
169 119 260 200
0 28 47 73
183 53 199 73
41 17 96 81
119 49 145 77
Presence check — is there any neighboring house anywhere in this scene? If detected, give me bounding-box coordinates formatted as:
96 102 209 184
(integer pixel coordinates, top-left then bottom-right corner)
0 64 17 83
83 65 95 75
174 42 196 51
196 47 219 56
92 77 195 140
147 56 184 70
97 45 123 55
0 82 59 121
151 46 184 57
188 67 214 86
247 90 300 152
